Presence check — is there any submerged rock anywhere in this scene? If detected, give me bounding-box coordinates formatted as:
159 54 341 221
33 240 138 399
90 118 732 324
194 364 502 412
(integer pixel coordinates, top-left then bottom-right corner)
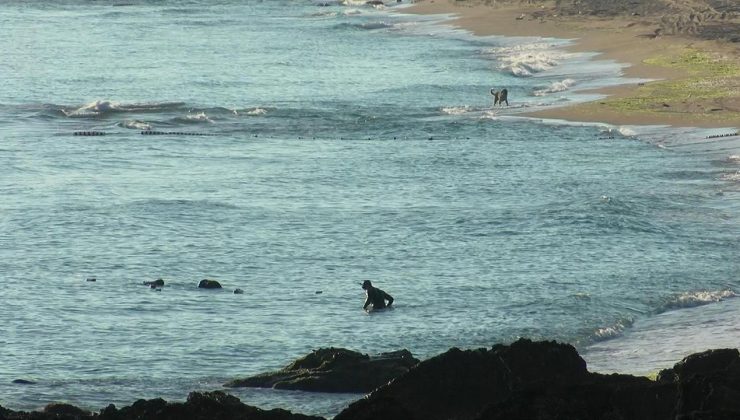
144 278 165 287
198 279 222 289
225 347 419 393
11 379 36 385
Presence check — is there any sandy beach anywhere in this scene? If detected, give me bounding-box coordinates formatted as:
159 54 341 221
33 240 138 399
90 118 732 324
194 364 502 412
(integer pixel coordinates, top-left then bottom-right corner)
406 0 740 129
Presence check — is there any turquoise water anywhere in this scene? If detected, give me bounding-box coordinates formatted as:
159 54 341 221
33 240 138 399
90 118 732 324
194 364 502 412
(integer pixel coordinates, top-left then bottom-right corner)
1 0 739 417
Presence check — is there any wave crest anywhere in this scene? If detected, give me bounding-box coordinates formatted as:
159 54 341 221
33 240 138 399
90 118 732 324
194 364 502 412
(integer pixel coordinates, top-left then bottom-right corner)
176 112 214 124
120 120 152 130
662 289 736 312
593 317 634 340
533 79 576 96
486 43 568 77
334 21 393 30
62 100 185 117
246 107 268 116
440 106 471 115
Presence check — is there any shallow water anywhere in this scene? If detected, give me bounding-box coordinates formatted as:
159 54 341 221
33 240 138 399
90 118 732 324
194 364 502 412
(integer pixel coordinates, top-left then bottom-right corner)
1 0 739 417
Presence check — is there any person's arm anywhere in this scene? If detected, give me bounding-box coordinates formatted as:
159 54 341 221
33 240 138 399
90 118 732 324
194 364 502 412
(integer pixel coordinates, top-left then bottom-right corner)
385 292 394 307
363 295 371 310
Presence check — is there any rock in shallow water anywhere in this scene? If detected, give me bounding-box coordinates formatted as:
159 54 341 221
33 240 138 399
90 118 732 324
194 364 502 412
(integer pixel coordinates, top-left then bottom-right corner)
198 279 222 289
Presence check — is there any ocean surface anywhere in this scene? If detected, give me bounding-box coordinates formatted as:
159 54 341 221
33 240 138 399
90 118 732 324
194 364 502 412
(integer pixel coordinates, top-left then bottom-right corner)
1 0 739 417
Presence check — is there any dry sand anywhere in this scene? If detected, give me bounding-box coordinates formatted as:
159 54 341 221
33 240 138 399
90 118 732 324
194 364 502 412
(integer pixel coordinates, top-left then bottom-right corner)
404 0 740 129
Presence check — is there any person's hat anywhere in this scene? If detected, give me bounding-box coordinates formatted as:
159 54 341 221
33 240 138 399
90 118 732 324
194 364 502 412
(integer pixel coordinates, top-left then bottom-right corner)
361 280 372 289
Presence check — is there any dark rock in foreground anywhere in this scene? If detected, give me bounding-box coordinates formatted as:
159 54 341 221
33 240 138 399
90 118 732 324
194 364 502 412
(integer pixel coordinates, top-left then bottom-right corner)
0 391 322 420
225 347 420 393
4 340 740 420
334 338 740 420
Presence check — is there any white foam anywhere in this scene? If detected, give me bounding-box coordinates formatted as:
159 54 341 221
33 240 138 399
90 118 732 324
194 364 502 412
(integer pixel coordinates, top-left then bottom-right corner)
62 100 183 117
440 106 471 115
584 295 740 375
720 171 740 182
63 100 119 117
617 127 639 137
533 79 576 96
665 289 736 310
486 42 571 77
246 107 268 116
594 317 634 340
122 120 152 130
341 0 376 6
184 112 213 123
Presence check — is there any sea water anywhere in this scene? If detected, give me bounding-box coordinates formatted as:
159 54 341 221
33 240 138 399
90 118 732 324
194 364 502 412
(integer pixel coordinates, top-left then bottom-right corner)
1 0 739 417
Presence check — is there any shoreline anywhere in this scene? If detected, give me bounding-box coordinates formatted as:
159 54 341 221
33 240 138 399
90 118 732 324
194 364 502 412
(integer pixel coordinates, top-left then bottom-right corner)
403 0 740 130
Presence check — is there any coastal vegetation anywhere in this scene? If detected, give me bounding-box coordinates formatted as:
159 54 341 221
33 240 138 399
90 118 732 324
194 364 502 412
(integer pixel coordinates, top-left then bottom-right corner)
604 47 740 123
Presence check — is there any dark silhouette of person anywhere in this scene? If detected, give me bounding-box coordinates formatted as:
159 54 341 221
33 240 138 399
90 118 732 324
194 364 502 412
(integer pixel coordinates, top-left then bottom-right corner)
362 280 394 311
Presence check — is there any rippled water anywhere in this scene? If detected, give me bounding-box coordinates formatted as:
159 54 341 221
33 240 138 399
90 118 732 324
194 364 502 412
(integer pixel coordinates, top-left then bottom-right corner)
1 0 739 417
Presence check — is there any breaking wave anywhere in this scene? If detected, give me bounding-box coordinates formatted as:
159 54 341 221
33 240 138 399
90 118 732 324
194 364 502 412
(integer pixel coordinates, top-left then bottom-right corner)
61 100 186 117
245 107 268 116
533 79 576 96
175 112 214 124
119 120 153 130
334 21 394 30
486 43 569 77
720 171 740 182
593 317 634 340
440 106 471 115
660 290 736 312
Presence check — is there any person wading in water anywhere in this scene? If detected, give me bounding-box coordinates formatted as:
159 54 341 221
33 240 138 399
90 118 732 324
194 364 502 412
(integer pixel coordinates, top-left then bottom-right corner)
362 280 394 311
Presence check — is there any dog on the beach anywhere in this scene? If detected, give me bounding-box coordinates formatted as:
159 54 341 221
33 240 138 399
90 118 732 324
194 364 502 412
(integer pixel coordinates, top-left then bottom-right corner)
490 88 509 106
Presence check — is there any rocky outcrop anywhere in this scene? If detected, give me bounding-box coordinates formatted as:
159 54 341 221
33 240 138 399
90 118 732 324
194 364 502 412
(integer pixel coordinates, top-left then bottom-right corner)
334 339 740 420
198 279 222 289
662 348 740 419
334 338 591 420
0 391 323 420
225 348 419 393
4 341 740 420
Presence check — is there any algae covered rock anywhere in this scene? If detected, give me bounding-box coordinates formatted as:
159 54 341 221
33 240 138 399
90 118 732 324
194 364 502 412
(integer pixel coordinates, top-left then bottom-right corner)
225 347 419 393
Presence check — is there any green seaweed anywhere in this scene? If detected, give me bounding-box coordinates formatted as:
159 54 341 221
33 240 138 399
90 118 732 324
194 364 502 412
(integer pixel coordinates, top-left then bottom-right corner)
602 47 740 117
643 48 740 77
